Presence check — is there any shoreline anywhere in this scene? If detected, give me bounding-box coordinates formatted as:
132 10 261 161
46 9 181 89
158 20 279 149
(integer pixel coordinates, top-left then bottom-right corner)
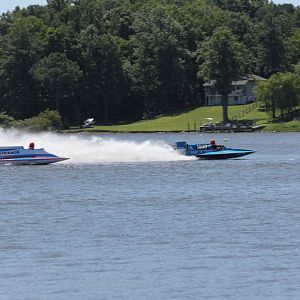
61 120 300 134
60 128 300 134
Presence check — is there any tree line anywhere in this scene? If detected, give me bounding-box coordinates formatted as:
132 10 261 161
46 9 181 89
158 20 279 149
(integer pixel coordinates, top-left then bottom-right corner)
0 0 300 126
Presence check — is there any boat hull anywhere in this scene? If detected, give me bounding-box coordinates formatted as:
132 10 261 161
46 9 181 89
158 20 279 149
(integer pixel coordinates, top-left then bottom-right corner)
0 157 69 165
196 150 255 159
0 146 69 165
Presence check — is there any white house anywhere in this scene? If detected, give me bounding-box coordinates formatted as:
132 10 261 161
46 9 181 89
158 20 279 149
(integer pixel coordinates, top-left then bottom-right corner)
203 74 266 106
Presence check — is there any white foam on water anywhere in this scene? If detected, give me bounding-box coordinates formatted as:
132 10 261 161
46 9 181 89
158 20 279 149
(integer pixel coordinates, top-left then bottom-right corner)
0 129 194 163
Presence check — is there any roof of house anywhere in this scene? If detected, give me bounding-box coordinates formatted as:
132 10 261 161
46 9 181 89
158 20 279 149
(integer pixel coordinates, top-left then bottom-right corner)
203 74 266 87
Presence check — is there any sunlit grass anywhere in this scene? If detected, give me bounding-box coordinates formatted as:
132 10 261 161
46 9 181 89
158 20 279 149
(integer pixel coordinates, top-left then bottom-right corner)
263 120 300 132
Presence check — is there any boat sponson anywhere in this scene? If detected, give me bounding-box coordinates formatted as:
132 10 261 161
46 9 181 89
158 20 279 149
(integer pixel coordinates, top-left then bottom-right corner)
196 150 255 159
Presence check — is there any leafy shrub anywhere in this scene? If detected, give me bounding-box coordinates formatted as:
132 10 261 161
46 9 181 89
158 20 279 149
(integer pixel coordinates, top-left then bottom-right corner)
0 112 15 127
11 110 63 131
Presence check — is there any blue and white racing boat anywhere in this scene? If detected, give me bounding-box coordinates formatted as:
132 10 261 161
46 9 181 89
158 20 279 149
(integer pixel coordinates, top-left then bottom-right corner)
174 140 255 159
0 143 69 165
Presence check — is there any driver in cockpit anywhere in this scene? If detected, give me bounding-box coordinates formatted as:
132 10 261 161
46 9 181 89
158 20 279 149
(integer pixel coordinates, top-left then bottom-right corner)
210 139 224 150
28 142 35 150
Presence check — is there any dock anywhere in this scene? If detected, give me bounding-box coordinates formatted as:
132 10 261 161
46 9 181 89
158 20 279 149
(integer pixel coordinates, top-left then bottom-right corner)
199 124 265 133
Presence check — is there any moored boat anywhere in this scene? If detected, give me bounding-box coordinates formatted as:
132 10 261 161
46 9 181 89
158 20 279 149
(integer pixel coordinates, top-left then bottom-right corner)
174 140 255 159
0 143 69 165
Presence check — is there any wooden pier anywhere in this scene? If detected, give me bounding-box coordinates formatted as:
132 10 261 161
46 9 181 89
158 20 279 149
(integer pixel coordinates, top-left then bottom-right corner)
199 124 265 133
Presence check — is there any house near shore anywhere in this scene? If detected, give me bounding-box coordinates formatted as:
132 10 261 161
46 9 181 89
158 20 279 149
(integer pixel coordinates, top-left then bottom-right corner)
203 74 266 106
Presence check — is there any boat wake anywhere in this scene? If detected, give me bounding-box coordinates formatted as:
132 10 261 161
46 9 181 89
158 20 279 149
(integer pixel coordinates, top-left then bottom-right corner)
0 129 193 163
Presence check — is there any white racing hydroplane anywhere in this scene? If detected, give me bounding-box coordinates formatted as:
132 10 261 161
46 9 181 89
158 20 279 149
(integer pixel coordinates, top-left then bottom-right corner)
0 143 69 165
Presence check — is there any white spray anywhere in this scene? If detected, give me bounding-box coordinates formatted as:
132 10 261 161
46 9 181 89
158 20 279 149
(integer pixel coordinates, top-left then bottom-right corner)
0 129 193 163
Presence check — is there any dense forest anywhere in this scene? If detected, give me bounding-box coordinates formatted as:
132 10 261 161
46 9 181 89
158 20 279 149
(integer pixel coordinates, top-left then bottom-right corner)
0 0 300 126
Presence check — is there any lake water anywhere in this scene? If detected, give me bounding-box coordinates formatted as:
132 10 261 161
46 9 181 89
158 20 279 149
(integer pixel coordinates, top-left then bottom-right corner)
1 130 300 299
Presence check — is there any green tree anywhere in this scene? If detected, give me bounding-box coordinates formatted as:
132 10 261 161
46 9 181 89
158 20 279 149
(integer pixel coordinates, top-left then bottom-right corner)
294 63 300 75
79 26 124 124
0 111 15 127
31 52 82 117
176 1 229 106
254 11 286 77
46 0 71 25
208 0 268 16
286 28 300 67
256 72 300 118
0 16 47 118
127 5 186 116
276 73 300 115
198 26 252 123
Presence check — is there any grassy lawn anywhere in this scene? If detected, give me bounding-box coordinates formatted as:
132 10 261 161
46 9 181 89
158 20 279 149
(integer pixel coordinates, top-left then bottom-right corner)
263 120 300 132
238 109 269 125
64 104 299 133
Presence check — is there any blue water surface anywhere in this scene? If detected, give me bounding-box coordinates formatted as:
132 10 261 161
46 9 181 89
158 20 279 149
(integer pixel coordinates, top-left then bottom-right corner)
1 132 300 299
